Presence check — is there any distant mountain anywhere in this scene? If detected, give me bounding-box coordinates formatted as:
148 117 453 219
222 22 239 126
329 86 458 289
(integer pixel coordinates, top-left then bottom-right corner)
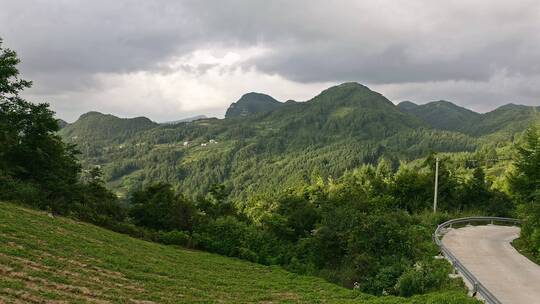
225 92 284 118
398 100 480 133
58 83 537 200
399 100 539 138
161 115 208 125
256 82 425 145
472 103 539 137
396 101 418 111
60 82 484 199
59 111 158 143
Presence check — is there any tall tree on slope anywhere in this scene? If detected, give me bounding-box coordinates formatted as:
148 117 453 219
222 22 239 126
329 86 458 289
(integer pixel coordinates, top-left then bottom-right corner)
509 124 540 259
0 38 80 212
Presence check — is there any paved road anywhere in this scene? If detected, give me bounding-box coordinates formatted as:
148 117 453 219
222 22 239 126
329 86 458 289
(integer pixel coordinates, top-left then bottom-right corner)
442 225 540 304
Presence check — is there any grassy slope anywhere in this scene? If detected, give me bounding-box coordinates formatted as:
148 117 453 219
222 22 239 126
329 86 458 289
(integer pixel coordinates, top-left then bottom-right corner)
0 203 477 303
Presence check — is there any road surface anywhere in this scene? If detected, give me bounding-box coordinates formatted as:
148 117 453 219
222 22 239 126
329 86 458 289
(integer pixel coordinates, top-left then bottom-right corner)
442 225 540 304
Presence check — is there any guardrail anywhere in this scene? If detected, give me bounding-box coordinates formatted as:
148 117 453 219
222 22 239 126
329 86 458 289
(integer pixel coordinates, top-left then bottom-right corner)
433 217 520 304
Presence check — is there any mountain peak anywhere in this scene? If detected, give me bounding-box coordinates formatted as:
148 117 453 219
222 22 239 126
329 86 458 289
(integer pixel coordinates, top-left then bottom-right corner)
320 82 371 94
79 111 106 119
225 92 282 118
311 82 394 109
61 112 158 142
429 100 455 106
77 111 155 124
397 101 418 111
492 103 531 112
399 100 481 133
241 92 275 99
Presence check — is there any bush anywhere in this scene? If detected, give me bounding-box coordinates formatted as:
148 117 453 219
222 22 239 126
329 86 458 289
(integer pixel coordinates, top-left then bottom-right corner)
395 261 448 297
193 216 247 256
193 216 288 265
158 230 191 246
0 174 42 207
238 247 258 262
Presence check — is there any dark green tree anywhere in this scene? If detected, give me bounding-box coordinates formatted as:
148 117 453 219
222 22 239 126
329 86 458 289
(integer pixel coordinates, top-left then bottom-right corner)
509 125 540 201
78 166 125 222
509 125 540 258
0 38 81 212
130 183 195 231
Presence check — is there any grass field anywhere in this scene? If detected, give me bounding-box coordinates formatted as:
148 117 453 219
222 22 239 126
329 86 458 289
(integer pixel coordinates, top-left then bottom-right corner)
0 203 477 303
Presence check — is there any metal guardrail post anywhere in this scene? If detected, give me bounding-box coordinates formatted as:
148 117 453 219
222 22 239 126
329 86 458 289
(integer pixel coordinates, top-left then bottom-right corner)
433 216 520 304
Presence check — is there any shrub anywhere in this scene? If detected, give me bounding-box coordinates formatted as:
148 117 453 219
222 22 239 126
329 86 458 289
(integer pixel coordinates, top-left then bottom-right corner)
395 261 448 297
193 216 247 256
158 230 191 246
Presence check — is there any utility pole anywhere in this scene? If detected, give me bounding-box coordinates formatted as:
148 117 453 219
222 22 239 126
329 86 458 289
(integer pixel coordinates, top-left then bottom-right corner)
433 157 439 213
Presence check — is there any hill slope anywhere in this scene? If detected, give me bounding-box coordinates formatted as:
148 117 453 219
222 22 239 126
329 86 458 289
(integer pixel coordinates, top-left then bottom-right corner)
0 203 476 303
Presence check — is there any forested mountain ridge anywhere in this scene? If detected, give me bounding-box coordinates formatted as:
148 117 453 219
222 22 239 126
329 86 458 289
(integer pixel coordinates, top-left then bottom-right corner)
398 100 539 138
59 82 533 199
472 103 540 137
398 100 481 133
61 111 158 142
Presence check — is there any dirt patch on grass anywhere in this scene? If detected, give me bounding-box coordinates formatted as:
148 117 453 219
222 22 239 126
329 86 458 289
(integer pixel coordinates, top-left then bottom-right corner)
129 299 158 304
0 252 146 303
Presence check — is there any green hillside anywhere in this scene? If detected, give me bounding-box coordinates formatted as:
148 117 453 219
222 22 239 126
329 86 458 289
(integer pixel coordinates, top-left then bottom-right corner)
472 104 539 137
0 203 476 303
398 100 539 139
398 100 480 133
60 83 482 199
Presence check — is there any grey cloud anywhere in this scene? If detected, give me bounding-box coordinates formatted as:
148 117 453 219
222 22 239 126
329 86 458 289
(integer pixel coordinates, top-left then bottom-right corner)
4 0 540 87
1 1 201 92
1 0 540 119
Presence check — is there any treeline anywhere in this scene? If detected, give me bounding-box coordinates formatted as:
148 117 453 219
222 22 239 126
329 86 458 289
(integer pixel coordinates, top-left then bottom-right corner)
81 156 513 297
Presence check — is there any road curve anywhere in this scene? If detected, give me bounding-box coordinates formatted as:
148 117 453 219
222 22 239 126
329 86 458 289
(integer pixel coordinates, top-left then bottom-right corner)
442 225 540 304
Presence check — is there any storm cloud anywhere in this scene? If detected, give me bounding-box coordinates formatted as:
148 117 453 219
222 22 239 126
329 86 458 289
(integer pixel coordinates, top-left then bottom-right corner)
1 0 539 121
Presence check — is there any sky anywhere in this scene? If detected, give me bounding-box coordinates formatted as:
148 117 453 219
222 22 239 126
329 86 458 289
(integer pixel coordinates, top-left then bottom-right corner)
1 0 539 122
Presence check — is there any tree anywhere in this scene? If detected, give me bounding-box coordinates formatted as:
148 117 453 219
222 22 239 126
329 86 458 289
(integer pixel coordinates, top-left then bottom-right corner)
509 125 540 202
0 38 81 212
509 124 540 258
0 37 32 173
130 183 195 231
0 38 31 97
78 166 125 222
196 184 236 219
